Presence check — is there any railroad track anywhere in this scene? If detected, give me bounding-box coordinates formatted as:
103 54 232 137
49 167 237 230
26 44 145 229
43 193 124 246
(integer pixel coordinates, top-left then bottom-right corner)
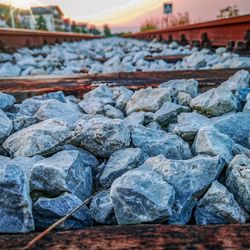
0 28 102 51
124 15 250 52
1 68 250 250
1 68 250 102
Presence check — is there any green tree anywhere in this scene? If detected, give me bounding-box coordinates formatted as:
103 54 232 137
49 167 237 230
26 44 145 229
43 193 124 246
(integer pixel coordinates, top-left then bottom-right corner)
103 24 112 37
89 25 101 35
36 15 47 31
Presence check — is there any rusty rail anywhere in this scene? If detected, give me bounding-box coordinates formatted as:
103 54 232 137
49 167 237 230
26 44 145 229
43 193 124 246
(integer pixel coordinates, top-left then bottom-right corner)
1 68 249 101
1 223 250 250
0 28 102 50
124 15 250 50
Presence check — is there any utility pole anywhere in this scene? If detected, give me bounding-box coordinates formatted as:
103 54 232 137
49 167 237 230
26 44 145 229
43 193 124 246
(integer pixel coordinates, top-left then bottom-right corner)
10 1 16 29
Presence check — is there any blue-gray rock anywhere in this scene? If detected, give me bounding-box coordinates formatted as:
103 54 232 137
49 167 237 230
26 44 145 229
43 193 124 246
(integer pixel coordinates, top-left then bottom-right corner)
112 86 133 112
159 79 198 97
62 144 99 176
0 62 21 77
176 91 192 106
0 109 13 142
34 99 84 129
226 154 250 212
33 193 93 230
212 112 250 148
243 93 250 112
123 111 145 126
131 125 192 159
220 70 250 91
90 190 116 224
30 150 92 200
154 102 190 127
146 121 162 130
3 119 71 157
0 164 34 233
190 87 237 117
169 112 211 143
126 87 172 115
32 91 66 103
72 116 130 157
232 144 250 158
192 126 235 164
140 154 224 224
100 148 145 187
110 168 175 225
0 92 16 110
195 181 249 225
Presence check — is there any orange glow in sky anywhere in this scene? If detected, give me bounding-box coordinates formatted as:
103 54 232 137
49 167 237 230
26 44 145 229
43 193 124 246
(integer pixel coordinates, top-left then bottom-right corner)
1 0 250 32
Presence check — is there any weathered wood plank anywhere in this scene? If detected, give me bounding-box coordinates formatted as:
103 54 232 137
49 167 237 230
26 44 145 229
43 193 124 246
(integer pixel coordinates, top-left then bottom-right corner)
1 224 250 250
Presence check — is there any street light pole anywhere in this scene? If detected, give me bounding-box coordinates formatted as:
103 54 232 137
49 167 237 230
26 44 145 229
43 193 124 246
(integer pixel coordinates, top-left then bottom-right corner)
10 1 16 29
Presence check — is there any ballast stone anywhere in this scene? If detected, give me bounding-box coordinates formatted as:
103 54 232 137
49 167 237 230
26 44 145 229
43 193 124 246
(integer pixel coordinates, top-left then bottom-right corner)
30 150 92 201
0 92 16 110
0 164 34 233
33 193 93 230
126 87 172 115
71 116 130 157
0 109 13 142
140 154 224 224
110 168 175 225
195 181 249 225
190 87 237 117
226 154 250 212
3 119 71 157
100 148 145 187
90 190 116 225
131 125 192 159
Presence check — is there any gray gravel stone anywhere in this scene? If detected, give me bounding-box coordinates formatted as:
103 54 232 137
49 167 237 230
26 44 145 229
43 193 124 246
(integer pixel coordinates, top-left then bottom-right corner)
3 119 71 157
100 148 145 187
126 87 172 115
140 154 224 224
154 102 190 127
0 109 13 142
110 168 175 225
192 126 235 164
131 125 192 159
30 150 92 200
33 193 93 230
226 154 250 212
195 181 249 225
0 92 16 110
123 111 145 126
90 190 116 224
212 112 250 148
190 87 237 117
0 62 21 77
0 164 34 233
112 86 133 112
72 116 130 157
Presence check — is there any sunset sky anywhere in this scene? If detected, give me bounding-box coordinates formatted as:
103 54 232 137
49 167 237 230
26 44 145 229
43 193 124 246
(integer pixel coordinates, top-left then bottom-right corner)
2 0 250 32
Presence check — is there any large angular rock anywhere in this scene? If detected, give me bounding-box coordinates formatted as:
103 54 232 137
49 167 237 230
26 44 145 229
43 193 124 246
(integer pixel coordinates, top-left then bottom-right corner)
159 79 198 97
131 125 192 159
126 87 172 115
3 119 71 157
212 112 250 148
110 168 175 225
154 102 190 127
0 164 34 233
195 181 248 225
0 109 13 142
169 112 211 142
0 92 16 110
100 148 145 187
123 111 145 127
190 87 237 117
72 116 130 157
90 190 116 225
226 154 250 212
192 126 235 164
183 52 206 69
112 86 133 112
220 70 250 91
33 91 66 103
140 154 224 224
33 193 93 230
34 99 84 129
0 62 21 77
243 94 250 112
30 150 92 200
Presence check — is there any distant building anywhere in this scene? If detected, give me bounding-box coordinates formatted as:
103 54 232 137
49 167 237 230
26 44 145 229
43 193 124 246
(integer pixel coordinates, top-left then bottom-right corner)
63 18 72 32
21 5 64 31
